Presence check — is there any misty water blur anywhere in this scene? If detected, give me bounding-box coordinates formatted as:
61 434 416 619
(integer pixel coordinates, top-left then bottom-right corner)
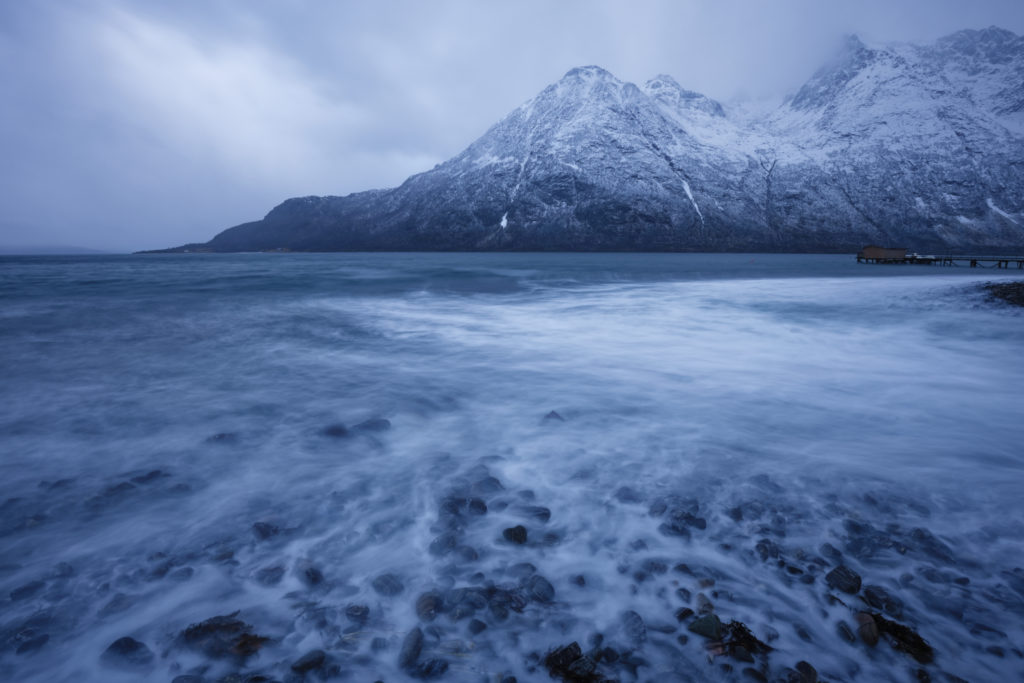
1 253 1022 681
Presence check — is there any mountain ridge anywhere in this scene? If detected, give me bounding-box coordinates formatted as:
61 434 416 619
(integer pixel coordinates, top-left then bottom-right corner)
152 27 1024 253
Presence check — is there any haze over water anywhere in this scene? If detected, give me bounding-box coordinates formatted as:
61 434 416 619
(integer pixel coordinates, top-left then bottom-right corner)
1 253 1023 682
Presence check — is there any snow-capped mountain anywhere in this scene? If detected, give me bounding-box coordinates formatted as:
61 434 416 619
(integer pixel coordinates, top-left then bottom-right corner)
167 27 1024 253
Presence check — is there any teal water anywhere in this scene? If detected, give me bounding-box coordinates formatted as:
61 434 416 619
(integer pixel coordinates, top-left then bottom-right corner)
1 253 1023 681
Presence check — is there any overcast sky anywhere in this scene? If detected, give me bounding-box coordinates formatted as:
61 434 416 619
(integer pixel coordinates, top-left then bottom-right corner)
2 0 1023 252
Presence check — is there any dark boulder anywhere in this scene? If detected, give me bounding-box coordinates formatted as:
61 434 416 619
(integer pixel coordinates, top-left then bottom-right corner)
415 592 444 622
322 423 349 437
862 584 904 618
413 658 450 678
503 525 528 544
825 565 862 594
291 648 326 673
525 575 555 603
688 614 723 640
544 642 594 681
102 636 154 668
399 627 424 668
179 612 269 659
873 613 934 664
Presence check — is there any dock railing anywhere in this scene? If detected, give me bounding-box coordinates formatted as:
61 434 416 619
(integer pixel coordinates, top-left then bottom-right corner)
857 253 1024 268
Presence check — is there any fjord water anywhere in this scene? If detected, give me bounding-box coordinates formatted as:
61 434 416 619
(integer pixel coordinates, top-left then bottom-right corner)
1 253 1022 682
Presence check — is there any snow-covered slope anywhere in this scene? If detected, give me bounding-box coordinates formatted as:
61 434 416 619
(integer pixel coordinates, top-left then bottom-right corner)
173 27 1024 253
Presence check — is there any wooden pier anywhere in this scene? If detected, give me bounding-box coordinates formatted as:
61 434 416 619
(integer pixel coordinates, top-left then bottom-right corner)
856 246 1024 268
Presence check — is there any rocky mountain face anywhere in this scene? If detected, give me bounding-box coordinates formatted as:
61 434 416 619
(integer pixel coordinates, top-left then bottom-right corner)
169 27 1024 253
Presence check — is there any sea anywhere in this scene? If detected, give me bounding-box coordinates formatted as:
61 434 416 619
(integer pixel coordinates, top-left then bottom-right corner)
1 253 1022 682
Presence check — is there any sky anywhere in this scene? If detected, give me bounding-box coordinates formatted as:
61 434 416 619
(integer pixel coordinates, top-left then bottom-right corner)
2 0 1023 252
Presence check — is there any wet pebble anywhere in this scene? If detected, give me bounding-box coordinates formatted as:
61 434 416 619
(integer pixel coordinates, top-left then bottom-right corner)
615 486 643 503
544 642 597 680
825 565 862 594
413 658 449 678
10 580 44 601
471 476 504 495
503 525 528 544
251 522 279 541
372 573 404 596
688 614 722 640
873 612 934 664
398 627 424 668
862 584 904 618
291 648 326 673
179 613 269 659
525 575 555 603
345 604 370 624
322 423 349 437
855 612 878 646
820 542 842 563
296 562 324 587
102 636 154 668
795 660 818 682
909 527 954 563
415 592 443 622
641 558 669 575
254 566 284 586
622 610 647 644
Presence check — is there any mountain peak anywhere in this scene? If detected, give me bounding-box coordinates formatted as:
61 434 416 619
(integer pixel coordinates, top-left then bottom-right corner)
562 65 617 82
788 33 877 111
643 75 725 117
842 34 867 52
935 25 1023 64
